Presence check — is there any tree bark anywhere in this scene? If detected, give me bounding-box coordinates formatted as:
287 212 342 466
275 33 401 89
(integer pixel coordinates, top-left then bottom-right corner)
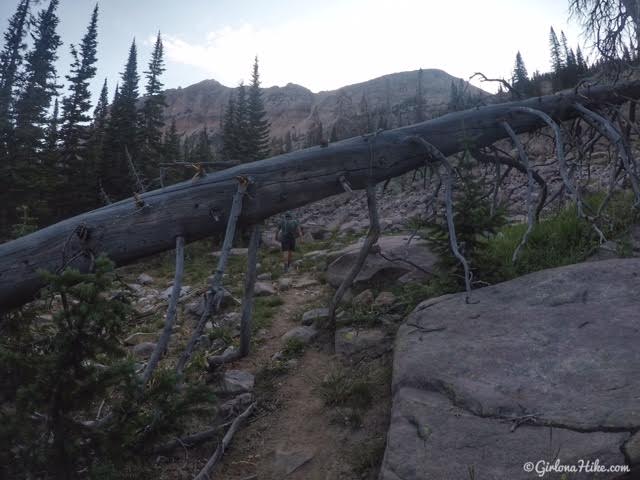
2 81 640 311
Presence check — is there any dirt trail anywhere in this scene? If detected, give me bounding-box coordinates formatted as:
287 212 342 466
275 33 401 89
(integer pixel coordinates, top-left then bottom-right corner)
214 270 386 480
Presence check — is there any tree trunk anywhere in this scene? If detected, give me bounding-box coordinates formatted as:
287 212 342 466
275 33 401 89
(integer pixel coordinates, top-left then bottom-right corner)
2 81 640 311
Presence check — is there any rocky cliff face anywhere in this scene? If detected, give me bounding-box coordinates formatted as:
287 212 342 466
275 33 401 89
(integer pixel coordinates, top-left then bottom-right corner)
163 69 489 154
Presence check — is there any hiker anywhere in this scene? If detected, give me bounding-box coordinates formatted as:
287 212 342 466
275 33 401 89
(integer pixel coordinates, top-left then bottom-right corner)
276 212 303 272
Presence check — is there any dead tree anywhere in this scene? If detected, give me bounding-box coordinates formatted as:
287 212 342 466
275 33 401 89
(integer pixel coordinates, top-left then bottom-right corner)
3 81 640 312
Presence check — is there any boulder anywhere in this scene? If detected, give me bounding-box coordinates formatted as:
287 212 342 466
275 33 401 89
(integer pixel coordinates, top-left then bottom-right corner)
132 342 156 359
278 277 293 291
381 259 640 479
160 285 191 301
255 281 276 297
373 291 396 308
282 326 317 345
137 273 154 285
257 272 272 281
218 370 254 394
326 235 437 288
352 289 374 306
335 327 391 362
301 308 329 326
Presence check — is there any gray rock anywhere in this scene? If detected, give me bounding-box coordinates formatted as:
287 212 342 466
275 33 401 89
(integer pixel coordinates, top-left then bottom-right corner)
160 285 191 300
218 392 254 419
257 272 272 281
381 259 640 480
219 370 254 394
132 341 156 359
282 326 317 345
373 291 396 307
327 235 437 288
352 289 374 306
137 273 154 285
255 281 276 297
292 276 319 289
301 308 329 326
335 327 391 361
124 331 159 346
126 283 145 295
278 277 293 291
270 448 315 477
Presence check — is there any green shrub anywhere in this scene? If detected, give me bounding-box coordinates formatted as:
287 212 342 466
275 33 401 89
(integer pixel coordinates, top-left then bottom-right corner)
0 256 215 478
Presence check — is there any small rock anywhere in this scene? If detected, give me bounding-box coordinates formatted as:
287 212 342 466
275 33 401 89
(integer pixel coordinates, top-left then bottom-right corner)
352 289 374 306
278 277 293 291
124 332 160 346
335 327 391 361
301 308 329 326
219 392 254 419
137 273 154 285
374 291 397 308
220 370 254 394
257 272 272 281
282 326 317 345
293 277 319 289
271 448 315 477
127 283 145 295
205 321 213 331
132 342 157 359
160 285 191 300
255 281 276 297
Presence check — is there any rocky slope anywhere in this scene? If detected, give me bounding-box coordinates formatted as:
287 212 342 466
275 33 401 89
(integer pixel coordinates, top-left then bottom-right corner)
163 69 489 153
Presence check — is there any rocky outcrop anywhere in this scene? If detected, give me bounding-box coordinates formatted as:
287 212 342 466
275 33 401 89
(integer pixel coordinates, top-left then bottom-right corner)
326 235 437 288
381 258 640 479
163 69 488 151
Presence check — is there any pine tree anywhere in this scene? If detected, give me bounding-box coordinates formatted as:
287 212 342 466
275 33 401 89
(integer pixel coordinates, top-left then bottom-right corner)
140 32 166 181
13 0 62 156
163 118 180 161
192 126 213 163
576 45 588 74
45 97 59 153
59 4 99 215
102 40 141 199
221 92 238 160
233 81 248 160
549 27 564 75
0 0 31 234
0 0 31 154
245 57 270 161
11 0 62 227
85 78 108 205
511 51 529 95
60 5 98 156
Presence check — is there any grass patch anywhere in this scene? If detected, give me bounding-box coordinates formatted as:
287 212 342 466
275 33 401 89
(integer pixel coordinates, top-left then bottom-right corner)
319 367 374 410
281 337 306 358
252 296 284 332
349 437 387 477
483 192 638 281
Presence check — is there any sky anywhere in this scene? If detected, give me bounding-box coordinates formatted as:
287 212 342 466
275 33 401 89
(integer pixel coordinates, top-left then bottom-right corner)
0 0 586 103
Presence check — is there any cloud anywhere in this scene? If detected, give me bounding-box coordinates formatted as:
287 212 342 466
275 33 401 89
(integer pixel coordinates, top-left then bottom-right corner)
161 0 582 92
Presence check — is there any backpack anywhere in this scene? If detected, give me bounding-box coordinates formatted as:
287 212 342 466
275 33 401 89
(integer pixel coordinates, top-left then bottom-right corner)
280 218 298 238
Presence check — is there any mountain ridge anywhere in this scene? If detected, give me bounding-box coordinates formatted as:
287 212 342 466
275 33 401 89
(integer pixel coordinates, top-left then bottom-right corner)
162 69 491 154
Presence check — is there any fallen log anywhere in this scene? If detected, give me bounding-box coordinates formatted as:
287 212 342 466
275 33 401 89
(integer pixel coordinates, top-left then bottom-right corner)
2 81 640 311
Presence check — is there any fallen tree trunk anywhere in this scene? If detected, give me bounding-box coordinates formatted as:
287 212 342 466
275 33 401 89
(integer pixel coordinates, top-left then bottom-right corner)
2 81 640 311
